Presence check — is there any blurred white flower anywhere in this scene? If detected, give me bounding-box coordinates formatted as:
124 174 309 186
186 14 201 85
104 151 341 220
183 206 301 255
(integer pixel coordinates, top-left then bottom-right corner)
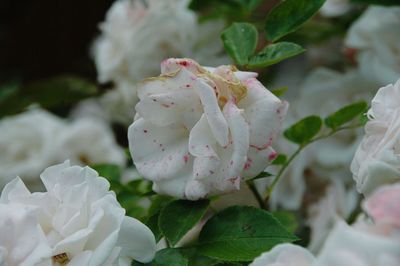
0 109 64 187
0 203 52 266
0 108 126 189
307 180 358 253
345 7 400 86
320 0 350 17
57 118 126 167
0 161 157 265
250 243 315 266
93 0 228 84
315 220 400 266
71 81 137 126
351 79 400 195
128 58 287 200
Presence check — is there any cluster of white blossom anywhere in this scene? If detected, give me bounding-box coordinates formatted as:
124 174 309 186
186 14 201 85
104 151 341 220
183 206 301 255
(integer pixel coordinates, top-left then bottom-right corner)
0 161 156 265
0 109 126 188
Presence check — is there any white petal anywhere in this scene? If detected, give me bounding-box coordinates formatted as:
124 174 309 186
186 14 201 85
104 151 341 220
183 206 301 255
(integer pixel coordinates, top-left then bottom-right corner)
128 118 189 181
239 78 288 149
117 216 156 263
193 78 229 147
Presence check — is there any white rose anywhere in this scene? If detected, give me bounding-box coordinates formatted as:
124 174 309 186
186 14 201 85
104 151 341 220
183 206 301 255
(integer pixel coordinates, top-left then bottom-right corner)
0 109 64 187
345 7 400 86
0 203 52 266
351 79 400 195
128 58 287 200
250 243 315 266
0 161 156 265
56 118 126 167
307 180 357 253
93 0 228 84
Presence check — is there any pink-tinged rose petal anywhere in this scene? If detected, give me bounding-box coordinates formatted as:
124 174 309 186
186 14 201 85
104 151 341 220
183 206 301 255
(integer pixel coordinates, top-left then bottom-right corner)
363 183 400 228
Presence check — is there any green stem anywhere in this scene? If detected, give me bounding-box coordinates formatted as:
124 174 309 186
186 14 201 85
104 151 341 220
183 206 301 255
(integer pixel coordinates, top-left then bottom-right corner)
247 180 267 209
263 123 363 205
264 145 303 204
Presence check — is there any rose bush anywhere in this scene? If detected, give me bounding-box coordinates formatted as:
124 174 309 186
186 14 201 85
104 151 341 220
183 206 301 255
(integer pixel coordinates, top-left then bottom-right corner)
0 161 156 265
128 58 288 200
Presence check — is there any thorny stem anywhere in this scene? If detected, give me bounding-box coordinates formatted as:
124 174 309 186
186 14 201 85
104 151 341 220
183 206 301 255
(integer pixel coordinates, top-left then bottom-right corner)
263 123 364 205
246 180 267 209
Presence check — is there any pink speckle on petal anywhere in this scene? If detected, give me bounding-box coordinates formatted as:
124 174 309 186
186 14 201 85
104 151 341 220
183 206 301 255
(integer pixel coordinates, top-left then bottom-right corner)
243 157 252 170
143 129 148 133
268 151 278 161
183 154 189 163
161 103 170 108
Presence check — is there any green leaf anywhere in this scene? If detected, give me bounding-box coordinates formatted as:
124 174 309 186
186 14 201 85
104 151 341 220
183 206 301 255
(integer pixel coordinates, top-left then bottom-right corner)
250 171 273 181
351 0 400 5
324 101 368 130
284 115 322 145
135 248 189 266
221 23 258 66
198 206 298 261
146 213 163 242
159 200 210 246
0 75 98 118
265 0 326 41
92 164 121 183
271 211 298 233
248 42 305 68
271 154 287 165
271 86 288 97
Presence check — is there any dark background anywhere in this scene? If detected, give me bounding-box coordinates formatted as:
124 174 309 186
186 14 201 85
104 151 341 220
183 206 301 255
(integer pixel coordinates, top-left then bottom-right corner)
0 0 114 83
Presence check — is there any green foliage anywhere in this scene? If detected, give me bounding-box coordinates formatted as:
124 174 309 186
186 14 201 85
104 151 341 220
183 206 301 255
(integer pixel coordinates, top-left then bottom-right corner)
189 0 263 21
265 0 326 41
284 116 322 145
221 23 258 66
198 206 298 261
271 154 287 165
271 86 288 97
159 200 210 246
324 101 368 130
250 171 273 181
351 0 400 5
248 42 305 68
0 75 98 118
271 211 298 233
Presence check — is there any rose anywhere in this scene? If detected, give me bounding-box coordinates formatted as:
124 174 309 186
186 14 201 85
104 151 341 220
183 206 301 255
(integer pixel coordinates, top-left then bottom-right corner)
0 203 52 266
249 243 315 266
0 109 64 187
351 79 400 195
56 118 126 166
0 161 156 265
128 58 287 200
345 7 400 86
